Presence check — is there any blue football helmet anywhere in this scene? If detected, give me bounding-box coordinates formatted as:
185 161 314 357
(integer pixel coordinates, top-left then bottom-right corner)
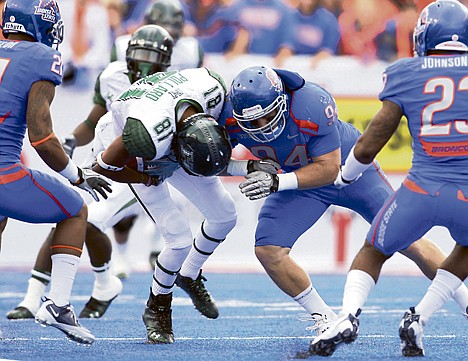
413 0 468 57
2 0 64 49
230 66 288 143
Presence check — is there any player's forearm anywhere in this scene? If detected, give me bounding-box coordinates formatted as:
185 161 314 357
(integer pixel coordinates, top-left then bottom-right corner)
295 162 340 189
72 121 96 146
92 164 154 186
72 104 107 146
33 134 71 172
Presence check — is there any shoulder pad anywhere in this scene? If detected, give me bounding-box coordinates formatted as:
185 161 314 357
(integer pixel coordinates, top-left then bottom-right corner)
273 69 305 91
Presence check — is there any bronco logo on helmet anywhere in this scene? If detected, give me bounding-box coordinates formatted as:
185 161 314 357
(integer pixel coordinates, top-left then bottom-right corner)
35 0 59 23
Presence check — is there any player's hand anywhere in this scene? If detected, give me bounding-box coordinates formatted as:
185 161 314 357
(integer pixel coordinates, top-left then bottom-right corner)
62 135 77 158
72 167 112 201
334 168 360 189
239 171 279 200
247 159 281 175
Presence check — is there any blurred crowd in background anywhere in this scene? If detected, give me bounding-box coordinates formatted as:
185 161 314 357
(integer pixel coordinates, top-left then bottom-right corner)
4 0 468 89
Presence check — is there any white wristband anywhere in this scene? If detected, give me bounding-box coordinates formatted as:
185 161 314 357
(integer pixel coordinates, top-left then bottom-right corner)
277 172 298 191
96 151 124 172
341 146 372 181
58 158 80 183
226 159 248 176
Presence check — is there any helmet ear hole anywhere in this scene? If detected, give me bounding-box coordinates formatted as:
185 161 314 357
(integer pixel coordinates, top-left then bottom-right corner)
176 113 232 177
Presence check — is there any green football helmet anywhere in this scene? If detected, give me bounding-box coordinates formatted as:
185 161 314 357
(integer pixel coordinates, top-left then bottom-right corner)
144 0 184 42
126 24 174 83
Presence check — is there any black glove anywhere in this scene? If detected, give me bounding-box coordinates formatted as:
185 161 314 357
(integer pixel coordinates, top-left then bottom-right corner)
247 159 281 175
62 135 77 158
72 167 112 201
239 171 279 200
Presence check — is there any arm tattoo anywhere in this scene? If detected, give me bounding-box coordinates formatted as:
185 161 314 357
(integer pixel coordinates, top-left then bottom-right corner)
27 81 55 141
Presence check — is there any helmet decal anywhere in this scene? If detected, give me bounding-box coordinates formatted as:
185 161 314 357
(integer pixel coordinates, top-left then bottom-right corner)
34 0 59 23
2 0 63 48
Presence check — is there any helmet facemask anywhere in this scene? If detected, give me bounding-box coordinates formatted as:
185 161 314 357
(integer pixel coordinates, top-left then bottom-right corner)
126 47 171 82
48 18 64 49
233 93 288 143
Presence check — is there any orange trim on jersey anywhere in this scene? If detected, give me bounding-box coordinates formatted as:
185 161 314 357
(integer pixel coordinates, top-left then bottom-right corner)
421 139 468 157
402 178 429 195
30 132 55 147
29 174 73 218
0 163 22 172
50 245 83 253
372 162 394 191
457 190 468 202
0 111 11 125
0 167 28 184
226 117 237 127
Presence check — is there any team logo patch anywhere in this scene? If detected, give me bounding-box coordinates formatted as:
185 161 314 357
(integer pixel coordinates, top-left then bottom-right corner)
34 0 59 23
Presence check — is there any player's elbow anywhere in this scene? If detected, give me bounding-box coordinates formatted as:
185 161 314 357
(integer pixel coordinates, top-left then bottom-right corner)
354 139 377 164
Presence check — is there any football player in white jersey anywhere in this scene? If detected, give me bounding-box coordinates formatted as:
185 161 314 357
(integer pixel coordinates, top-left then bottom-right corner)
111 0 204 275
6 25 175 320
91 68 238 343
112 0 203 70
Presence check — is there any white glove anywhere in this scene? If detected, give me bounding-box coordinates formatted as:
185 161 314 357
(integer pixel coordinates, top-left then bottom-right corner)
239 171 279 200
334 168 361 189
72 167 112 201
62 135 77 158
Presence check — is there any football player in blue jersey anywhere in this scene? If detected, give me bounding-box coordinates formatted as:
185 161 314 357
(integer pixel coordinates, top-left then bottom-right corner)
219 65 468 338
0 0 111 344
310 0 468 357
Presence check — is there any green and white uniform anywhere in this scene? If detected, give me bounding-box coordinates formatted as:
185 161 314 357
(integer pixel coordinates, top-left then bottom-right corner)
93 68 236 260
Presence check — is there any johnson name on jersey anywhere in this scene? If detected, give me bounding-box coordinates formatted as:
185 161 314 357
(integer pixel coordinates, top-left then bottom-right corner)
380 54 468 184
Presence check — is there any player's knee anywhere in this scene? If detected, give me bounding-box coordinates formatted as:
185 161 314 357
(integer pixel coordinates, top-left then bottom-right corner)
75 204 88 221
255 245 284 267
202 216 236 240
112 215 138 233
158 208 192 249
